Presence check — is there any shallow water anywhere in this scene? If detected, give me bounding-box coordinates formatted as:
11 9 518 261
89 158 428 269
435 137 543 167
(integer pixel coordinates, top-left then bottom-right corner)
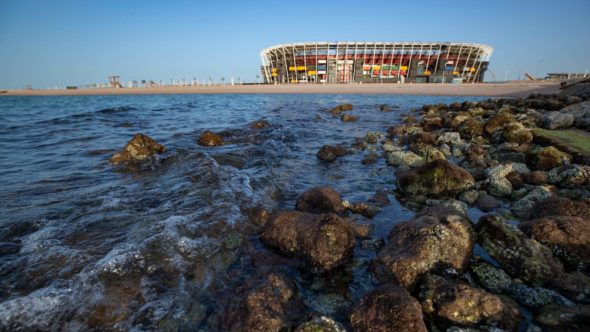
0 94 483 330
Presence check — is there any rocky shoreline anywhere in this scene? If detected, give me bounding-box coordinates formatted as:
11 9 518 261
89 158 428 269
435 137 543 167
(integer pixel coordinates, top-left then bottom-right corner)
109 91 590 331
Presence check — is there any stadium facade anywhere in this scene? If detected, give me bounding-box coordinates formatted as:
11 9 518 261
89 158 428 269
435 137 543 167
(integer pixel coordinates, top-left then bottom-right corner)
260 42 493 84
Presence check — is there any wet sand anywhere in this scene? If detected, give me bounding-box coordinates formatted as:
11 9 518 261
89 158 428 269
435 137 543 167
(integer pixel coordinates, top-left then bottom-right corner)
1 81 561 97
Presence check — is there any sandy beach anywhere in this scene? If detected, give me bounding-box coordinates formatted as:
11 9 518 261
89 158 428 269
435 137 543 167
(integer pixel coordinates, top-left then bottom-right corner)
1 81 561 97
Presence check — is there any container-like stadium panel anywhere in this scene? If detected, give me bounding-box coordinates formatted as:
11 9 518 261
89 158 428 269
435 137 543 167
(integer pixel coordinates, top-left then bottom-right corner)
260 42 493 84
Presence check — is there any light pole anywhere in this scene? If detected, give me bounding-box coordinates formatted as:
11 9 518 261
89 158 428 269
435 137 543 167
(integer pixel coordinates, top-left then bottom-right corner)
535 60 544 79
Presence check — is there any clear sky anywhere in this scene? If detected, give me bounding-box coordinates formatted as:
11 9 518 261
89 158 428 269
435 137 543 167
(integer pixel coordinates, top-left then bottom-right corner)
1 0 589 89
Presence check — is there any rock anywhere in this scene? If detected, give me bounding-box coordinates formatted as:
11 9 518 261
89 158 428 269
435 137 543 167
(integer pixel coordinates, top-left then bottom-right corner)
458 118 484 140
529 196 590 219
378 104 391 112
365 132 384 144
505 171 524 190
508 284 574 309
396 160 475 198
349 284 427 332
485 111 515 135
329 103 353 115
470 261 512 293
197 130 224 146
249 119 272 129
502 122 533 144
411 131 438 145
548 165 590 188
488 177 513 197
450 112 473 129
341 114 359 122
295 187 345 215
361 153 378 165
559 101 590 128
459 190 479 205
109 133 166 165
542 111 575 130
223 270 305 332
535 304 590 332
418 275 522 331
477 193 502 212
486 162 530 179
317 145 347 162
344 201 380 219
437 132 463 145
372 207 473 288
295 316 346 332
261 211 355 272
475 214 563 286
520 215 590 272
524 171 548 185
386 150 424 168
417 145 446 163
422 116 443 131
511 186 553 218
426 198 468 215
526 146 572 171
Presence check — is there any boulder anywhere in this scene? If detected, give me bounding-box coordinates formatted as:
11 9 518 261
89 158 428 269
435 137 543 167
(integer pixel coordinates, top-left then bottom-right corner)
418 275 522 331
396 160 475 198
249 119 272 129
475 214 563 286
109 133 166 165
416 145 446 163
295 316 346 332
505 171 524 190
349 284 427 332
458 118 484 140
261 211 355 272
198 130 224 146
526 146 572 171
535 304 590 332
317 145 347 162
341 114 359 122
520 216 590 272
387 150 425 169
508 284 574 309
542 111 575 130
484 111 515 135
329 103 353 115
559 101 590 128
295 187 345 215
422 116 443 131
511 186 553 218
502 122 533 144
524 171 549 185
547 165 590 188
529 196 590 219
470 261 512 293
476 193 502 212
372 207 474 288
437 132 463 145
222 270 305 332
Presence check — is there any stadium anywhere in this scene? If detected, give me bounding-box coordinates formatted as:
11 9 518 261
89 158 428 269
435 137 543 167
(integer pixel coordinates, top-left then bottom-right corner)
260 42 493 84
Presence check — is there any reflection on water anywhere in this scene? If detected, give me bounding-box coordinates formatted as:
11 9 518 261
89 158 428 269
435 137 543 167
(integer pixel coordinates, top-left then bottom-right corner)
0 94 480 330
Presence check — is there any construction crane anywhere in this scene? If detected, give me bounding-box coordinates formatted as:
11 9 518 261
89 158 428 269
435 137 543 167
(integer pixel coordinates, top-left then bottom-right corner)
488 70 497 81
524 72 535 80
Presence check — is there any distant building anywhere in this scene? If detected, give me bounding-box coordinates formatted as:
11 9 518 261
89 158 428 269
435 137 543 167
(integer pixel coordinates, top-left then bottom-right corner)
546 72 589 81
260 42 493 84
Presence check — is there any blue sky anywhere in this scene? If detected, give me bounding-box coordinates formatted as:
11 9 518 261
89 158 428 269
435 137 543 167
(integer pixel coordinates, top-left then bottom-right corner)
0 0 589 88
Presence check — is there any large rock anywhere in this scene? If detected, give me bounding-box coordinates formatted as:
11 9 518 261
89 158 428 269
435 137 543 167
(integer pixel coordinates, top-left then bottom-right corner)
418 275 522 331
437 132 463 145
547 165 590 188
197 130 224 146
317 145 348 162
520 215 590 272
511 186 553 218
484 110 515 135
386 150 425 168
529 196 590 219
222 270 305 332
502 122 533 144
475 214 563 286
470 261 512 293
349 284 427 332
261 211 355 272
396 160 475 198
535 304 590 332
559 101 590 128
372 207 474 288
329 103 353 115
526 146 572 171
295 187 345 215
109 133 166 165
542 111 575 130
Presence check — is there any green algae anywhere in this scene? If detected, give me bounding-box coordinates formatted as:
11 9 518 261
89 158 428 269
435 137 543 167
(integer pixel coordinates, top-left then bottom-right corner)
532 128 590 162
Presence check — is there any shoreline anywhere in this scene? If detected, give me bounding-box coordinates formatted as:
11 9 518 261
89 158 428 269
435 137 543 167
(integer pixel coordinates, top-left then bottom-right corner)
0 81 561 97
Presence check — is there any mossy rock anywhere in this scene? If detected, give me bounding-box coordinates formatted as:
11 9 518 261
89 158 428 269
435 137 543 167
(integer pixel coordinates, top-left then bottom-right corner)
397 159 475 198
458 118 484 140
526 146 572 171
485 111 515 135
502 122 533 144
